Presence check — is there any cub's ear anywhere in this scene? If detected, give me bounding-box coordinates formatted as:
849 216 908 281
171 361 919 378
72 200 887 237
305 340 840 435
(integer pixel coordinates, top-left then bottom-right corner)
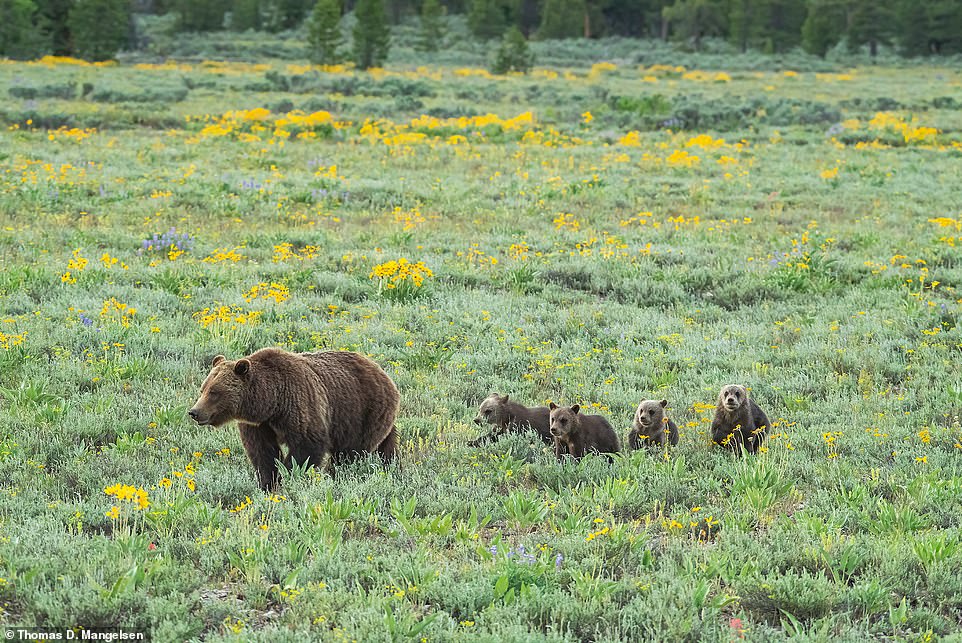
234 359 252 377
212 355 226 367
659 399 668 408
571 404 580 414
500 394 509 403
549 402 558 410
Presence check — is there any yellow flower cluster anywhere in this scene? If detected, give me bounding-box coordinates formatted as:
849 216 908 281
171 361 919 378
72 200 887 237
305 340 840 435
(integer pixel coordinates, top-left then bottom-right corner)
61 249 88 284
243 282 290 304
369 258 433 288
100 298 137 328
842 112 939 146
189 108 347 144
104 483 150 511
272 243 321 263
203 247 246 263
193 306 263 328
0 331 27 350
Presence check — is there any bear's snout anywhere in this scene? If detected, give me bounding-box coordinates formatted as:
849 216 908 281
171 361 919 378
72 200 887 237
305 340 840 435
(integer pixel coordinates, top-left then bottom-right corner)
188 408 207 424
473 417 482 425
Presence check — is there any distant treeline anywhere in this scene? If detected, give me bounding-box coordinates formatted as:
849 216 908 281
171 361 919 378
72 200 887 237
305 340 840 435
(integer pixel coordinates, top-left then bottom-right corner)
2 0 961 61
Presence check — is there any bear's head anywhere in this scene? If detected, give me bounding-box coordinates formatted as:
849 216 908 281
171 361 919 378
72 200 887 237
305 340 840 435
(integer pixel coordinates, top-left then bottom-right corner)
635 399 667 428
548 403 580 440
475 393 510 426
188 355 251 426
718 384 748 412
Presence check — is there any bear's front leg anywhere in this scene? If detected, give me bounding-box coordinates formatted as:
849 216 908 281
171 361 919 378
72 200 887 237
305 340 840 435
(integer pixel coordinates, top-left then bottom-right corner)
568 437 586 460
238 422 281 490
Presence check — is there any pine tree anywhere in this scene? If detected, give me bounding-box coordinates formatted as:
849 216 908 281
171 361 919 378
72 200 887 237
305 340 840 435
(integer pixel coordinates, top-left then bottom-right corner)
538 0 585 39
662 0 725 50
492 24 532 74
0 0 47 59
468 0 507 40
69 0 128 60
308 0 343 63
35 0 72 55
171 0 230 31
801 0 845 57
415 0 443 52
352 0 389 69
232 0 262 31
847 0 894 57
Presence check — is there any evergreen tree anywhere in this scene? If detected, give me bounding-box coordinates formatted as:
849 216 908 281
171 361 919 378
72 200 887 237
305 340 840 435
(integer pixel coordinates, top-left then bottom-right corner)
232 0 262 31
846 0 894 57
491 24 532 73
0 0 46 59
277 0 311 28
308 0 343 63
538 0 585 39
928 0 962 54
415 0 443 52
468 0 509 39
662 0 724 50
801 0 845 57
171 0 230 31
68 0 128 60
36 0 73 55
352 0 389 68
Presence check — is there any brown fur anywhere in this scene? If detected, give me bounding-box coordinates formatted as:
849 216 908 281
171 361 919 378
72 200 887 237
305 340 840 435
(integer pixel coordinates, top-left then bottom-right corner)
710 384 770 455
628 399 680 449
188 348 400 490
548 403 619 461
469 393 552 446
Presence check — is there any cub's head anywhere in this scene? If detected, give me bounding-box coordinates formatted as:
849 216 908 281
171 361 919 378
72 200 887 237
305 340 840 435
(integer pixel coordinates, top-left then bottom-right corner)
475 393 510 426
635 399 667 428
718 385 748 412
548 403 580 439
188 355 251 426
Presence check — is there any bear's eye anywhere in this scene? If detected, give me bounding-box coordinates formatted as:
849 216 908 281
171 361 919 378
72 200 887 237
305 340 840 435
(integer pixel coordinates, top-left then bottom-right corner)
484 409 492 416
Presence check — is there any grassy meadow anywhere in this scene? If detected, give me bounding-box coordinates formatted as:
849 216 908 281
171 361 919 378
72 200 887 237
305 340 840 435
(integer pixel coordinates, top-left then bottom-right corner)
1 41 962 641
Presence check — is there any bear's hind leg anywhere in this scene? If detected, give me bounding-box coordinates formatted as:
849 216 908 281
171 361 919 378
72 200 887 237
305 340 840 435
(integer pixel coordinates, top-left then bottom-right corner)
239 422 282 491
376 426 399 465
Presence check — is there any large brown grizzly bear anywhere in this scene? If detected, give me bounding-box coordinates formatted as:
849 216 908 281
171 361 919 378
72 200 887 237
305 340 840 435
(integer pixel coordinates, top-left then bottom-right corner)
710 384 770 455
188 347 400 490
548 403 619 461
469 393 553 447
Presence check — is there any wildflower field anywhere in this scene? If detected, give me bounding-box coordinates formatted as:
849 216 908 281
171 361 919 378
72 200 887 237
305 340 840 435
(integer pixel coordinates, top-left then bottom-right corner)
1 46 962 641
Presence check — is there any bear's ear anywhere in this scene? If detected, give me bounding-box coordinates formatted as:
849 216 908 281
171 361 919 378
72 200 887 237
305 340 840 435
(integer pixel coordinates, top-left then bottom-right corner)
500 394 509 403
660 399 668 408
571 404 580 414
212 355 226 367
234 359 252 378
549 402 558 410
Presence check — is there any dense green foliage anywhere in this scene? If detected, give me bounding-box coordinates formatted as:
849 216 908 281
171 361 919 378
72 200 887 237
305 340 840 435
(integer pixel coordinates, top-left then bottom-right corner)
68 0 130 62
307 0 344 64
415 0 443 52
1 43 962 640
492 24 533 73
5 0 962 62
352 0 390 68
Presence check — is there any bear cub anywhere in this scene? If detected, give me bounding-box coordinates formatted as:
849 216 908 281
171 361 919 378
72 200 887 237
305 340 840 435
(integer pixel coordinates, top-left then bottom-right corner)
629 399 680 449
470 393 552 447
189 348 400 490
548 403 619 461
710 384 770 455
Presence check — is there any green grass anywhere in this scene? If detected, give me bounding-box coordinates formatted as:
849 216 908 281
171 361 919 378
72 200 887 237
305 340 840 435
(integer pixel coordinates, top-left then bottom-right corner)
1 44 961 641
